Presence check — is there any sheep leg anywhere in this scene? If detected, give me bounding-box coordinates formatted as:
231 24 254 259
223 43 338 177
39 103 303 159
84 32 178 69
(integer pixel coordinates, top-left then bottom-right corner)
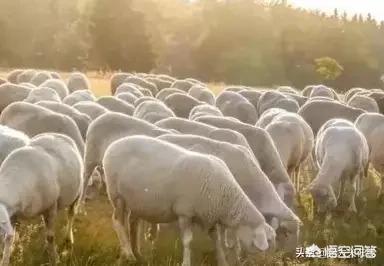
43 203 58 265
178 216 193 266
112 198 135 261
348 178 358 213
129 215 144 262
209 224 228 266
147 223 159 242
64 200 77 247
0 230 15 266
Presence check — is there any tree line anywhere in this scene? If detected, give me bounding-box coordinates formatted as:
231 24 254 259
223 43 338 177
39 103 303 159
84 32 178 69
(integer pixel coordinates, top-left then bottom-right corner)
0 0 383 90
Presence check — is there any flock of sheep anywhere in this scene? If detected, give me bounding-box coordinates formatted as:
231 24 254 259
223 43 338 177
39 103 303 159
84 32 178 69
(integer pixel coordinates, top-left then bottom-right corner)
0 69 383 265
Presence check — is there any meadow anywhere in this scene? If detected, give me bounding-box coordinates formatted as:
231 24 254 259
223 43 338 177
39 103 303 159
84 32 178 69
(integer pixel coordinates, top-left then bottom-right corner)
0 71 383 266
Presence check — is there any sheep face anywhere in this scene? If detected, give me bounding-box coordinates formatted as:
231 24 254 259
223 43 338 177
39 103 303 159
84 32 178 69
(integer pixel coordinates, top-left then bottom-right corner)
236 222 276 253
275 219 300 252
0 205 12 236
309 184 337 213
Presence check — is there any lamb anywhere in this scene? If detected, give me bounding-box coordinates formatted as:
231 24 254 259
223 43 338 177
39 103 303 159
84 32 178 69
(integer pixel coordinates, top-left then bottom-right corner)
30 71 52 86
63 90 96 106
103 135 275 265
0 133 83 266
170 79 195 92
134 96 159 107
0 125 30 165
347 94 379 113
24 87 62 103
124 77 158 96
116 92 138 105
0 102 85 156
110 73 131 95
96 96 134 116
16 69 37 84
309 122 369 214
156 88 186 101
155 117 251 150
0 83 31 112
40 79 70 100
163 93 202 118
195 116 295 207
36 101 91 140
238 90 263 110
216 91 258 124
133 100 175 123
188 85 215 105
73 101 109 120
159 134 301 250
355 113 384 197
67 72 91 93
6 69 23 83
114 83 144 98
298 100 365 135
83 113 172 202
258 111 314 192
189 104 223 120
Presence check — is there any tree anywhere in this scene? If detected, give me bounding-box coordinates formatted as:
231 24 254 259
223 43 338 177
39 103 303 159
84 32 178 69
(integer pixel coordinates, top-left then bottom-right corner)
314 57 344 81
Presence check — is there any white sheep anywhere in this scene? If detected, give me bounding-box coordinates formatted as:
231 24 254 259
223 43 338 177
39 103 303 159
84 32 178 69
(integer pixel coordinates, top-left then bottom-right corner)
63 90 96 106
96 96 135 116
189 104 223 120
0 83 31 112
345 87 368 102
195 116 295 208
110 73 131 95
16 69 37 84
30 71 52 86
24 87 62 103
0 102 85 156
124 76 158 96
164 93 202 118
116 92 138 105
40 79 70 100
309 121 369 213
170 79 195 92
156 88 186 101
188 85 215 105
216 91 258 124
145 77 172 91
0 133 83 266
0 125 30 165
73 101 109 120
238 90 263 110
133 100 175 123
133 96 159 107
114 83 144 98
6 69 23 84
103 135 275 265
347 94 379 113
36 101 91 140
67 72 91 93
258 91 299 114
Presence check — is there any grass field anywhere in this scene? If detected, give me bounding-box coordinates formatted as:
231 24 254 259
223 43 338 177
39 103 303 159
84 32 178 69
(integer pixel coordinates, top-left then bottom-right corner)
0 71 383 265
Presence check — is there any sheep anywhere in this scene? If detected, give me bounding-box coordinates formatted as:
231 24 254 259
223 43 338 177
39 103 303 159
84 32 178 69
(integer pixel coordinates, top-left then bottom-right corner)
170 79 195 92
224 86 246 92
134 96 159 107
36 101 91 140
259 111 314 193
30 71 52 86
258 91 299 114
164 93 202 118
63 90 96 106
145 77 172 91
156 88 186 101
283 93 308 107
195 116 295 207
73 101 109 120
96 96 134 116
114 83 144 98
309 122 369 214
298 100 366 135
188 85 215 105
133 100 175 123
40 79 69 100
189 104 223 120
365 91 384 114
155 117 251 150
124 77 158 96
0 102 85 156
238 90 263 110
277 86 298 95
308 85 339 100
116 92 138 105
103 135 276 265
0 125 30 165
0 83 31 112
19 82 36 89
345 87 368 102
185 78 205 86
82 113 172 202
0 78 6 86
24 87 62 103
16 69 37 84
216 91 258 124
256 108 287 129
110 73 131 95
347 94 379 113
50 71 61 80
0 133 83 266
157 74 176 83
159 134 301 250
67 72 91 93
6 69 23 83
355 113 384 197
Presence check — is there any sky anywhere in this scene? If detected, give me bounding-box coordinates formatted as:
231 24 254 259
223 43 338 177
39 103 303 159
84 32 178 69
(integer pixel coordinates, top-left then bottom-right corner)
289 0 384 21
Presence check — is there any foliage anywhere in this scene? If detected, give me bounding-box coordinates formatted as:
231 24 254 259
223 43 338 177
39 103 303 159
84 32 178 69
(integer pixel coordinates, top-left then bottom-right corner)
315 57 344 81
